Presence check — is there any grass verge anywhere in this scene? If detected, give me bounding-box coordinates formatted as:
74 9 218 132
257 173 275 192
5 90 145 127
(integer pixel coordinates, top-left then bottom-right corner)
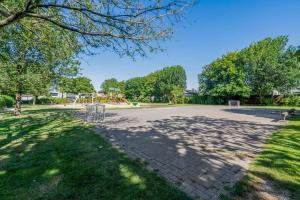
222 115 300 200
0 107 190 200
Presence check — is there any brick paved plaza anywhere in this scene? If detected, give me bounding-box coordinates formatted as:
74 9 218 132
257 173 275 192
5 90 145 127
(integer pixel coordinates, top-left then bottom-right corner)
95 106 283 200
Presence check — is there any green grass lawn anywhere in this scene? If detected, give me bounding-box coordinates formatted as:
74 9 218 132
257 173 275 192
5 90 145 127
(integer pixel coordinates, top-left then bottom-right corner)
224 114 300 200
0 107 190 200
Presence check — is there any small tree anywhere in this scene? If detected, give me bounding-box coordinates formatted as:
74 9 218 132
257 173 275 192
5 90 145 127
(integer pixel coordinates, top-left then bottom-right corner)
101 78 122 94
171 86 185 104
154 65 187 102
26 71 51 105
124 77 146 102
0 21 80 115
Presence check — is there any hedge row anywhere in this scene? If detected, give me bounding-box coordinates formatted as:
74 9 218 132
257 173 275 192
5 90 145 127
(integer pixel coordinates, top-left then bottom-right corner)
36 97 70 104
185 95 300 106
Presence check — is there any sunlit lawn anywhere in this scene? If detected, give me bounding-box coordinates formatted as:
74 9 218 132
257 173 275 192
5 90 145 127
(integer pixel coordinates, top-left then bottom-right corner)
224 114 300 199
0 107 190 200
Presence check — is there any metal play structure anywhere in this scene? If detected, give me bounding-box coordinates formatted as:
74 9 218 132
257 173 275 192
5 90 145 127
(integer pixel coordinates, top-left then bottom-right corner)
85 104 105 122
73 93 106 122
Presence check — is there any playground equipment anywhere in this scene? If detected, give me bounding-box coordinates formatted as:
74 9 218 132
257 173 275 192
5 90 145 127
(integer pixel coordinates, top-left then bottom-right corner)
73 93 96 106
85 104 105 122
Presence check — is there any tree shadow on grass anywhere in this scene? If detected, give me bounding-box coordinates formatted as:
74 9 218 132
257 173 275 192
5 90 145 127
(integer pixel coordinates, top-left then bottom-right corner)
227 115 300 200
0 111 191 200
248 119 300 199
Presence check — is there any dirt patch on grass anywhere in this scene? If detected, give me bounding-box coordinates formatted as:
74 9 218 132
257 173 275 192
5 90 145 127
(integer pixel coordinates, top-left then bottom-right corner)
233 177 291 200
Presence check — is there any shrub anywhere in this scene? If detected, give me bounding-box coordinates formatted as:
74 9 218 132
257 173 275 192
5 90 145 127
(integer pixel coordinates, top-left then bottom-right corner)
260 97 277 106
36 97 69 105
186 95 226 105
0 95 15 109
282 95 300 106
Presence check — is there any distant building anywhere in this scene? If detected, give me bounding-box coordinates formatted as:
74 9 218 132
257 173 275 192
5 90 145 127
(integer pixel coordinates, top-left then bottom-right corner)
184 89 197 97
97 90 105 97
49 85 76 99
21 94 33 101
291 86 300 94
272 86 300 96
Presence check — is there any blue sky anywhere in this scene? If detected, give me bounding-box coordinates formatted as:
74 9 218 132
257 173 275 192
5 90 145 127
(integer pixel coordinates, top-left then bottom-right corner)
80 0 300 90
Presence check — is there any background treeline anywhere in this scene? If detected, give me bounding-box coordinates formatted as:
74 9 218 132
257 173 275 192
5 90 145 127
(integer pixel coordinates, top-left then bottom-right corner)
197 36 300 105
101 65 187 103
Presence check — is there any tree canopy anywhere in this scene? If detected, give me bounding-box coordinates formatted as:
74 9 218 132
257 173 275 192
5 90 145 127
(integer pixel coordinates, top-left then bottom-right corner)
198 36 300 103
199 52 251 98
0 0 194 57
123 65 186 103
0 20 80 114
59 76 95 95
101 78 125 94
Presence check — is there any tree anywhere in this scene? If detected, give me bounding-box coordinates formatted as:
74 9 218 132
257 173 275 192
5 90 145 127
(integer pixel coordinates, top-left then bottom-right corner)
239 36 300 103
73 77 95 94
124 77 146 102
198 36 300 104
171 85 185 104
123 65 186 102
275 46 300 93
101 78 122 94
198 52 251 98
26 70 51 105
0 0 193 57
154 65 186 102
0 21 80 115
59 77 95 95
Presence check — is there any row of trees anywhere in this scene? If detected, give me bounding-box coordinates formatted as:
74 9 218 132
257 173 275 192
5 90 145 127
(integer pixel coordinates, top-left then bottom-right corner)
101 66 187 103
198 36 300 103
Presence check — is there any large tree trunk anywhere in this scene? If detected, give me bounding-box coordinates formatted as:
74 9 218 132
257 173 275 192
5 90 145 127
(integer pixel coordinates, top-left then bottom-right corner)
14 92 22 116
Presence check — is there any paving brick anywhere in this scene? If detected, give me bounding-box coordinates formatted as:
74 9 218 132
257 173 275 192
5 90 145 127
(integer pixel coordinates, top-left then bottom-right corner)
90 106 282 200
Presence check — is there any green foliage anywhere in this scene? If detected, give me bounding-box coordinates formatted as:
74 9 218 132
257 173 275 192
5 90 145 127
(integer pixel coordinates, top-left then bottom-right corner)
124 66 187 103
59 76 95 94
0 19 80 114
101 78 125 94
125 77 148 102
239 36 300 102
0 1 192 58
199 52 251 98
36 97 69 105
171 86 185 104
198 36 300 104
0 95 15 108
229 115 300 199
73 77 95 94
154 66 187 102
185 95 226 105
282 95 300 106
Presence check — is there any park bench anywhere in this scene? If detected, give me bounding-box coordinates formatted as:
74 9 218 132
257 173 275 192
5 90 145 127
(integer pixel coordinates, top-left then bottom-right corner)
85 104 105 122
281 109 296 120
228 100 240 107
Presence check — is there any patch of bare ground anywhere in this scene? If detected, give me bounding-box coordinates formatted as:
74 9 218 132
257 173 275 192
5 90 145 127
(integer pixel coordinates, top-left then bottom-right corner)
234 177 291 200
